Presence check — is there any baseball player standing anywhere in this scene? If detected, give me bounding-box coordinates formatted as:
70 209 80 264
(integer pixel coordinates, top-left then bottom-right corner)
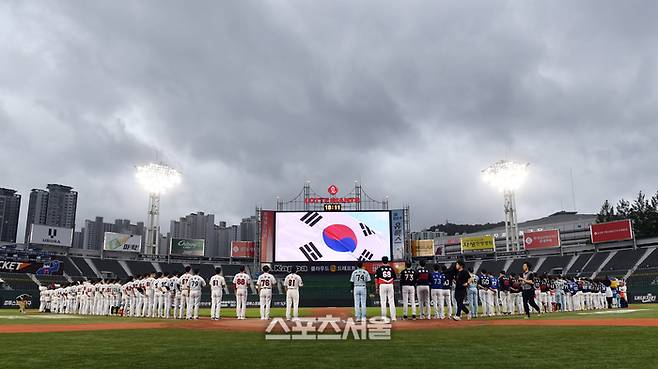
209 267 227 320
375 256 397 322
178 267 192 319
257 265 276 320
399 261 417 320
415 260 431 320
233 266 251 320
349 262 370 322
284 266 304 321
187 269 206 320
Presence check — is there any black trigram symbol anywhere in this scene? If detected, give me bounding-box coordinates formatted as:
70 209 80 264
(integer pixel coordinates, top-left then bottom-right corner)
358 249 373 261
359 223 374 237
299 242 323 261
300 212 323 227
48 228 58 238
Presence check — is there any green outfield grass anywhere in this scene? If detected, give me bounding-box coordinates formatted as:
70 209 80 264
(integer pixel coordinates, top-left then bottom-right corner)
0 305 656 369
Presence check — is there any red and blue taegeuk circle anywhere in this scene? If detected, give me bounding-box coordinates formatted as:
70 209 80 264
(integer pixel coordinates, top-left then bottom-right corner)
322 224 357 253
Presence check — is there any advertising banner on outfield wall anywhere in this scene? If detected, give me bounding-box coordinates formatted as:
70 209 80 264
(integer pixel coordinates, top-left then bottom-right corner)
0 290 34 309
523 229 561 250
103 232 142 253
460 235 495 253
260 211 275 263
590 219 634 244
391 209 405 260
0 259 63 275
169 238 205 256
412 240 435 257
29 224 73 247
231 241 255 258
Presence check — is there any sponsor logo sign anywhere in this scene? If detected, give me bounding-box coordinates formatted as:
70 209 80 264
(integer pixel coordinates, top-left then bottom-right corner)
103 232 142 253
169 238 205 256
633 294 657 303
231 241 256 258
590 219 634 244
390 209 405 260
460 235 495 253
29 224 73 247
411 240 434 257
0 259 63 275
523 229 561 250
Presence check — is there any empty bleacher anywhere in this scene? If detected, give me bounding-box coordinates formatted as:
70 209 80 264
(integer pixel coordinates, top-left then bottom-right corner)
477 259 507 274
599 249 646 275
70 257 98 278
580 251 611 275
508 257 539 274
61 257 82 277
564 253 592 276
91 259 128 279
190 264 217 281
218 264 243 276
158 262 186 275
0 273 37 290
34 274 70 286
124 260 157 276
536 255 573 275
636 248 658 270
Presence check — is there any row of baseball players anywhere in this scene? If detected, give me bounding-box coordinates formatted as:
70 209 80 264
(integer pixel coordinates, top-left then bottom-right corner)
38 265 304 320
359 257 625 322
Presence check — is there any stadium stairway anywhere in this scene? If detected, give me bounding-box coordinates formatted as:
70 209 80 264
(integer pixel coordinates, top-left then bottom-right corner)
625 248 657 279
532 257 546 274
563 255 579 275
592 251 617 279
84 258 102 278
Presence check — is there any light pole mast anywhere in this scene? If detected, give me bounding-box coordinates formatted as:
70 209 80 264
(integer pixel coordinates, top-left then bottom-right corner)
482 160 529 252
136 163 181 255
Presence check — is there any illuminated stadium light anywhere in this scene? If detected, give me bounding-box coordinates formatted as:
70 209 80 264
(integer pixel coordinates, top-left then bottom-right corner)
136 163 181 255
482 160 529 252
136 163 181 195
481 160 529 192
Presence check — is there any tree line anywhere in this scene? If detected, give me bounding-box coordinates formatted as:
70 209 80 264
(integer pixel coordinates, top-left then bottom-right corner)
597 191 658 239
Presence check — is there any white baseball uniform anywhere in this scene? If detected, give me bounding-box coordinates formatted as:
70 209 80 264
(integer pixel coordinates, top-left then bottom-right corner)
209 274 227 319
187 275 206 319
178 273 191 319
257 273 276 320
284 273 303 320
233 272 251 319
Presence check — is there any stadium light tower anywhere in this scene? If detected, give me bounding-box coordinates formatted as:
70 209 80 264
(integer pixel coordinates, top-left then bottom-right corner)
136 163 181 255
482 160 529 252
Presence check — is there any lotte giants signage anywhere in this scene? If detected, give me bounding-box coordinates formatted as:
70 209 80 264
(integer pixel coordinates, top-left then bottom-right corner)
590 219 634 244
523 229 561 250
231 241 255 258
304 184 360 204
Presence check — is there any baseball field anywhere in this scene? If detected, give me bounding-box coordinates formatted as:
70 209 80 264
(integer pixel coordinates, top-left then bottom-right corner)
1 305 657 369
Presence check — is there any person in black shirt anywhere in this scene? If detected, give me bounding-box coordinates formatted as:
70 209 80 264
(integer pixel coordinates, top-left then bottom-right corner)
416 260 431 319
375 256 397 321
452 260 472 321
520 262 542 318
400 261 417 320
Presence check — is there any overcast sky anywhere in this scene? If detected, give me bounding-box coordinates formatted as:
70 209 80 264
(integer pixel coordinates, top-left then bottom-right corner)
2 1 657 235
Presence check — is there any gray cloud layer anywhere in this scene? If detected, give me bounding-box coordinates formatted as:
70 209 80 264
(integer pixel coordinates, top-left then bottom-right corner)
1 1 657 235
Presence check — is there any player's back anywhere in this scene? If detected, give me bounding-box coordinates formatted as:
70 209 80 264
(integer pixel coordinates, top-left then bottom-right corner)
285 273 302 289
234 272 251 289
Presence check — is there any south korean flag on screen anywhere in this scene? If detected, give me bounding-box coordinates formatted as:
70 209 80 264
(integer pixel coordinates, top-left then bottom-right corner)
275 211 391 262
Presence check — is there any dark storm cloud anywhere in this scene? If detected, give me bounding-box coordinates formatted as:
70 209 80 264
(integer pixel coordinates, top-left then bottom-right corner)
1 0 657 235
